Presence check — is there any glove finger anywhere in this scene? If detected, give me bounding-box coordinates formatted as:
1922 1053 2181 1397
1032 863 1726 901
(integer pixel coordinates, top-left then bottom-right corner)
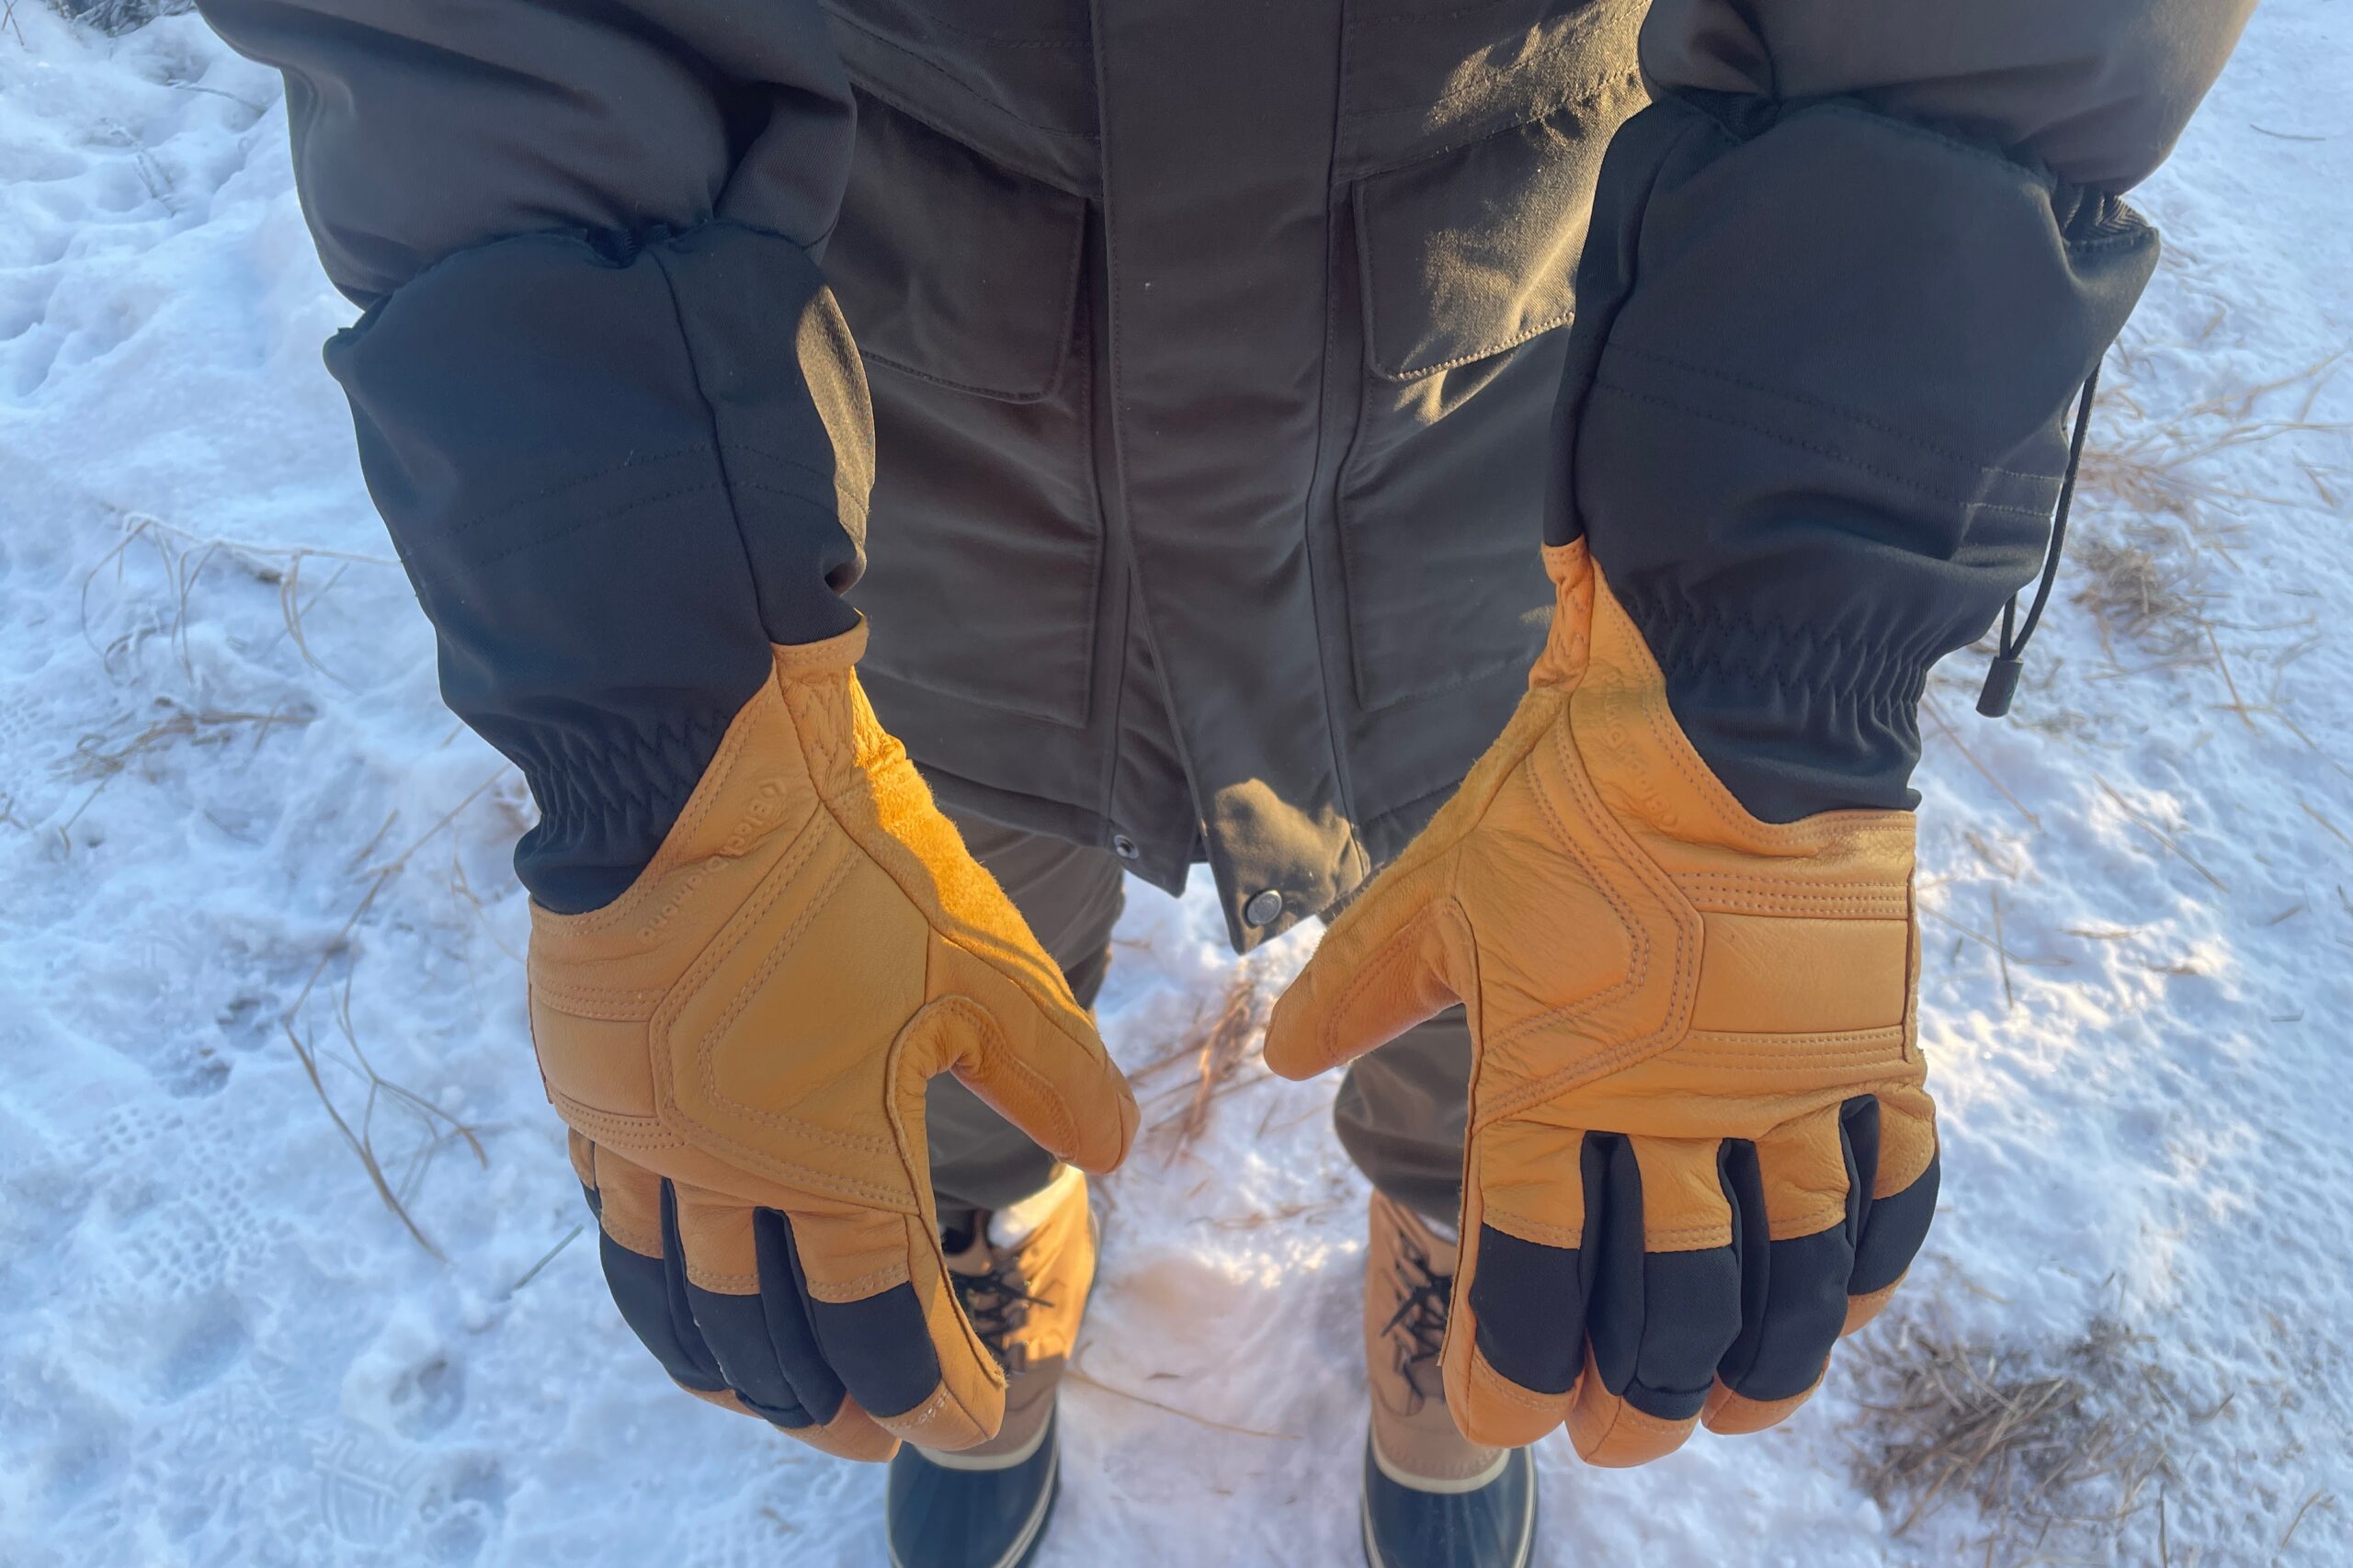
669 1187 898 1460
567 1128 597 1191
581 1151 727 1402
1847 1089 1939 1334
1444 1124 1602 1448
1570 1135 1742 1467
1705 1100 1869 1434
926 940 1138 1175
1264 857 1466 1082
782 1197 1006 1452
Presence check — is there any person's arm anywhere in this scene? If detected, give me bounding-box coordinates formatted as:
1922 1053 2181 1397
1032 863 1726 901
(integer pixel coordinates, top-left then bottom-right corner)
200 4 1139 1460
199 0 872 912
1267 0 2255 1465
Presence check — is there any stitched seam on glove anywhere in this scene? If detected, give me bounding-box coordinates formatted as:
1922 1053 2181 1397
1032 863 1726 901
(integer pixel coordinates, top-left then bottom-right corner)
1476 724 1651 1062
1314 900 1446 1064
1673 880 1909 917
935 992 1083 1158
599 1214 663 1257
547 1100 678 1149
1768 1204 1852 1242
802 1261 916 1302
529 981 669 1019
1479 1207 1585 1250
695 847 890 1153
778 669 1100 1068
1474 720 1692 1096
1667 1044 1908 1072
1471 1348 1563 1408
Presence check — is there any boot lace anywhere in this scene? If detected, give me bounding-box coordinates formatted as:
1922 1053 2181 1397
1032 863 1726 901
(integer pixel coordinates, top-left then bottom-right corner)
952 1254 1054 1370
1381 1241 1452 1413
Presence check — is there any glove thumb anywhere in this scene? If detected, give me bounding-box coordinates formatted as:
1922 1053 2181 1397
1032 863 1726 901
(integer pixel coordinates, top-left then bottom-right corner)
1264 854 1469 1081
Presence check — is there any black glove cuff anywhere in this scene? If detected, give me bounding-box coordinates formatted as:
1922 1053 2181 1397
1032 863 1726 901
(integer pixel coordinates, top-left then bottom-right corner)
328 221 870 910
1548 95 2158 820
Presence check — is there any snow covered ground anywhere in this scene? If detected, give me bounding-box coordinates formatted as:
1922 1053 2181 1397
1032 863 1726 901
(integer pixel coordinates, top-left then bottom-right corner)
2 4 2349 1563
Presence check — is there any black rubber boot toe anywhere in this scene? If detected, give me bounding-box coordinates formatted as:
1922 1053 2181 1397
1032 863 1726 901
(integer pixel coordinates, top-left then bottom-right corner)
885 1409 1061 1568
1359 1435 1536 1568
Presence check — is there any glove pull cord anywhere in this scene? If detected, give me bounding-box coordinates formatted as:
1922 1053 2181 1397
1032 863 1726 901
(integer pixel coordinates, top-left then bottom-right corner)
1978 363 2101 718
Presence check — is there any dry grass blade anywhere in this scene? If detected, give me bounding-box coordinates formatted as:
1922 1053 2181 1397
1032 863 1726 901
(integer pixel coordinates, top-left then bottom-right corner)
2301 798 2353 857
1064 1361 1300 1441
1990 890 2016 1011
2094 778 2228 892
2069 358 2346 699
2280 1489 2336 1551
278 771 505 1259
2068 523 2216 662
1133 960 1277 1160
507 1224 587 1297
57 701 315 846
79 511 403 687
1917 901 2072 972
1922 694 2043 832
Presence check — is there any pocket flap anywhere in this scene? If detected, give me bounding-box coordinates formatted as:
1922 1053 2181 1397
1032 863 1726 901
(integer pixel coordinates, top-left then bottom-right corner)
829 96 1086 403
1358 100 1634 381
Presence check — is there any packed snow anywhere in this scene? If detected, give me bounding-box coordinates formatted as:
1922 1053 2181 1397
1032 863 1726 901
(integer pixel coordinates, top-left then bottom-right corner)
2 3 2349 1562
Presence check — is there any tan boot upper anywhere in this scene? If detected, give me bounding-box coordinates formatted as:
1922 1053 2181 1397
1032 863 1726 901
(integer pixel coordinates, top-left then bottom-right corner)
1365 1190 1510 1492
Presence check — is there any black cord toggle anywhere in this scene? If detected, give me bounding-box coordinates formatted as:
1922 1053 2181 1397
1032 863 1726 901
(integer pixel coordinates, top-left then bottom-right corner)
1980 363 2101 719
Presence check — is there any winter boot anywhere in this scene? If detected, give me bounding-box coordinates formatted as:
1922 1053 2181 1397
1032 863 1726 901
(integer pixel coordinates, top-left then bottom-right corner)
1360 1190 1537 1568
887 1165 1095 1568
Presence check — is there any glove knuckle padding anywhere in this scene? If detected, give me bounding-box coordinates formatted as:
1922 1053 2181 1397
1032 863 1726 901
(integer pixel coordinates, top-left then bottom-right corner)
1290 543 1939 1462
527 626 1137 1455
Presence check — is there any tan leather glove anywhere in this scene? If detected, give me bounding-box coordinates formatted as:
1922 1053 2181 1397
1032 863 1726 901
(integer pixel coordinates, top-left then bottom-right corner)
527 623 1138 1460
1266 541 1936 1466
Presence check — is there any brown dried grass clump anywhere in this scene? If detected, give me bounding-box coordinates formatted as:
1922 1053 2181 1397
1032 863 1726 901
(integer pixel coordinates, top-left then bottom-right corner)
1128 960 1277 1160
2068 527 2211 661
1849 1315 2178 1556
2066 354 2343 665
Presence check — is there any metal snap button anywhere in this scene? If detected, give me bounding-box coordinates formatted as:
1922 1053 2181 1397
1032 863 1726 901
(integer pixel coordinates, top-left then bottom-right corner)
1244 889 1284 927
1111 835 1141 860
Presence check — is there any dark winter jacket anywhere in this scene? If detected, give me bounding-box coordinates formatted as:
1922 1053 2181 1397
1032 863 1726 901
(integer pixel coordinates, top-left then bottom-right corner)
198 0 2250 948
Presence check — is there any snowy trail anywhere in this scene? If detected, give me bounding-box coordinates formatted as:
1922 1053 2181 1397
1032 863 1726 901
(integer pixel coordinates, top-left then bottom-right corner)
2 5 2349 1564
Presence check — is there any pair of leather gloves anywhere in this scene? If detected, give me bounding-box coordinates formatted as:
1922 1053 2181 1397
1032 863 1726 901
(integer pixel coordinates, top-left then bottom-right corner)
526 541 1937 1466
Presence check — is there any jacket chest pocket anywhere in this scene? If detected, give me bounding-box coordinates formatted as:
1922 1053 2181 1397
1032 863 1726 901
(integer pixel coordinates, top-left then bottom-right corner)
828 94 1105 729
1337 85 1643 714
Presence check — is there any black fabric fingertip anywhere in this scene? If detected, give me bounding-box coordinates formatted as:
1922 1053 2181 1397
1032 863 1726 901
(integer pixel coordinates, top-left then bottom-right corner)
1584 1135 1644 1398
1840 1096 1881 1242
1468 1135 1606 1396
1851 1146 1939 1296
756 1209 846 1426
1468 1227 1586 1395
1716 1141 1772 1387
596 1183 726 1394
1599 1142 1741 1422
1718 1111 1873 1401
780 1212 943 1421
684 1281 810 1427
1629 1246 1743 1420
